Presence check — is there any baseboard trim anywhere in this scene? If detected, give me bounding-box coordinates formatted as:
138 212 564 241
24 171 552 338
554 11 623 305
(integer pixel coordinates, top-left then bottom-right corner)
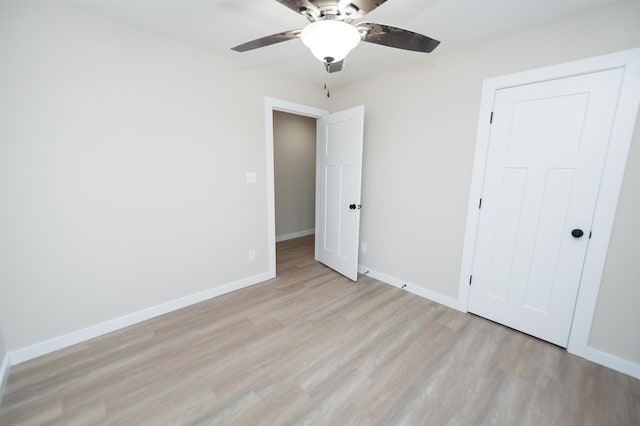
276 229 314 242
9 271 275 365
357 266 640 380
7 266 637 386
581 346 640 380
358 265 460 311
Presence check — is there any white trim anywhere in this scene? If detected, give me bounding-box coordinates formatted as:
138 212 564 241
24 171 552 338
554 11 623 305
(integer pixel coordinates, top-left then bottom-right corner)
9 272 273 365
358 265 460 311
568 60 640 356
456 71 497 312
264 97 328 277
0 353 10 404
582 347 640 380
276 229 315 242
457 49 640 373
358 262 640 380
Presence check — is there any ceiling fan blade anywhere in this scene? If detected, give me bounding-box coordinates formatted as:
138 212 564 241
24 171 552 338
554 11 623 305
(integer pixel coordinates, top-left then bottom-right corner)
231 29 301 52
327 60 344 73
356 22 440 53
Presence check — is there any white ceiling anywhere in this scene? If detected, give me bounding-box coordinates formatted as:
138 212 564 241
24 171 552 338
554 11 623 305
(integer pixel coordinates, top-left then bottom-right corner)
63 0 624 87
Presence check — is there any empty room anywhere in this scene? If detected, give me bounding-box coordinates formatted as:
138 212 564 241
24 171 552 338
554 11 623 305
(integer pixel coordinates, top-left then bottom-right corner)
1 0 640 424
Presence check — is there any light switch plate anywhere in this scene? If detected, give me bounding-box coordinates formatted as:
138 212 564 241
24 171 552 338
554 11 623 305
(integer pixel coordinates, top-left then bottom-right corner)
246 172 257 183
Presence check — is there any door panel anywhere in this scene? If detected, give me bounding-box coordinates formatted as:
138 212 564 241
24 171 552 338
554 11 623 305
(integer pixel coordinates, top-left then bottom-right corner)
469 69 624 346
315 106 364 281
508 93 589 153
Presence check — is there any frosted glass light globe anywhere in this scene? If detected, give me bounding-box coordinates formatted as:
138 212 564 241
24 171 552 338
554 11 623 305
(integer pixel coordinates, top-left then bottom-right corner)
301 20 361 63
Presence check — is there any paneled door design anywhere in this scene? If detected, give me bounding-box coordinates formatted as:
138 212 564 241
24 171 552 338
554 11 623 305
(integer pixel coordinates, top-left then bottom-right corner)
469 69 624 346
315 106 364 281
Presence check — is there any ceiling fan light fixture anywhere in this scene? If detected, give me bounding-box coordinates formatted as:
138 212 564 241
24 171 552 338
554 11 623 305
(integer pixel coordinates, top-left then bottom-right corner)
301 20 361 63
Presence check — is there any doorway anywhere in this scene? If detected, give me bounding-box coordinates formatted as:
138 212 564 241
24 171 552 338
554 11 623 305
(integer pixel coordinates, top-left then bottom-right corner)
273 111 317 273
264 98 365 281
273 111 317 244
263 97 328 278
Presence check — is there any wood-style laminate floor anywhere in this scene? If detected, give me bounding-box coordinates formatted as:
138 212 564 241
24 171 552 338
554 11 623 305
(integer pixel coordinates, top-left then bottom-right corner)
1 235 639 425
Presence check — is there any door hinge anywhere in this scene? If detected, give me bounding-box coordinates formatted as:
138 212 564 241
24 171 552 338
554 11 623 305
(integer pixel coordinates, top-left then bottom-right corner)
469 275 473 286
489 111 494 124
479 198 482 209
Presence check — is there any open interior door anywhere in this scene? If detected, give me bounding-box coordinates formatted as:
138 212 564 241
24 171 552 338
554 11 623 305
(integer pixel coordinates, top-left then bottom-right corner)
315 105 364 281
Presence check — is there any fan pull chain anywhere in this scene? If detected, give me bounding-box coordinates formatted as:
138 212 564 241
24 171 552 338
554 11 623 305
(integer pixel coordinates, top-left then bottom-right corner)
324 60 331 98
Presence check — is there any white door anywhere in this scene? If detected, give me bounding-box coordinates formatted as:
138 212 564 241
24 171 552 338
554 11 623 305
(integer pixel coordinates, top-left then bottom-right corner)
315 105 365 281
469 69 624 347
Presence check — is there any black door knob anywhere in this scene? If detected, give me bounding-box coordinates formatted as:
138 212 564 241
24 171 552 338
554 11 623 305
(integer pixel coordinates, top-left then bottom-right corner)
349 204 356 210
571 229 584 238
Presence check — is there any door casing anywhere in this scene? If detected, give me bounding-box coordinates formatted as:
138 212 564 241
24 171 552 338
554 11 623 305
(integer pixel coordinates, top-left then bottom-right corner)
457 49 640 375
264 97 328 278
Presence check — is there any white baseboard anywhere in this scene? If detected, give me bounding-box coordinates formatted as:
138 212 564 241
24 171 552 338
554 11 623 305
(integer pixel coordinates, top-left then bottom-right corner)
580 346 640 380
358 265 640 380
0 353 10 404
358 265 460 311
6 265 638 387
9 271 274 365
276 229 314 242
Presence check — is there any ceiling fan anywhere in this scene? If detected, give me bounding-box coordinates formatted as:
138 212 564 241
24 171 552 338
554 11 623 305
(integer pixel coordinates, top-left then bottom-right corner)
231 0 440 74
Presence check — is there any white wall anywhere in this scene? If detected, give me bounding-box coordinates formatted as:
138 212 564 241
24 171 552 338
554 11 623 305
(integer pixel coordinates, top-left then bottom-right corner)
331 1 640 364
0 0 323 353
273 111 316 240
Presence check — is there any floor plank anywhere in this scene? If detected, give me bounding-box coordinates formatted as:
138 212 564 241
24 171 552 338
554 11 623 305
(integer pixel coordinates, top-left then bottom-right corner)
1 235 639 425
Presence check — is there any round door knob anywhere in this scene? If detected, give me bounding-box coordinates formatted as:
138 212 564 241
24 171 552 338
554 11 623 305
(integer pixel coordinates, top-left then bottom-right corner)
571 229 584 238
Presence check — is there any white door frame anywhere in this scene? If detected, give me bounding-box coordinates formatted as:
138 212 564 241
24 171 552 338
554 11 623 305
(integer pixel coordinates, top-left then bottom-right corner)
264 97 328 277
457 49 640 374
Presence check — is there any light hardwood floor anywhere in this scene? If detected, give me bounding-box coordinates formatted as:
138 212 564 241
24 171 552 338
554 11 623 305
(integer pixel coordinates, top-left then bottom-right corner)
1 235 639 425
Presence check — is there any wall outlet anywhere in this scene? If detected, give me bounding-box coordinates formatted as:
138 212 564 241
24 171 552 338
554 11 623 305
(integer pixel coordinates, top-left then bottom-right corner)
360 242 367 253
248 250 256 262
246 172 257 183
